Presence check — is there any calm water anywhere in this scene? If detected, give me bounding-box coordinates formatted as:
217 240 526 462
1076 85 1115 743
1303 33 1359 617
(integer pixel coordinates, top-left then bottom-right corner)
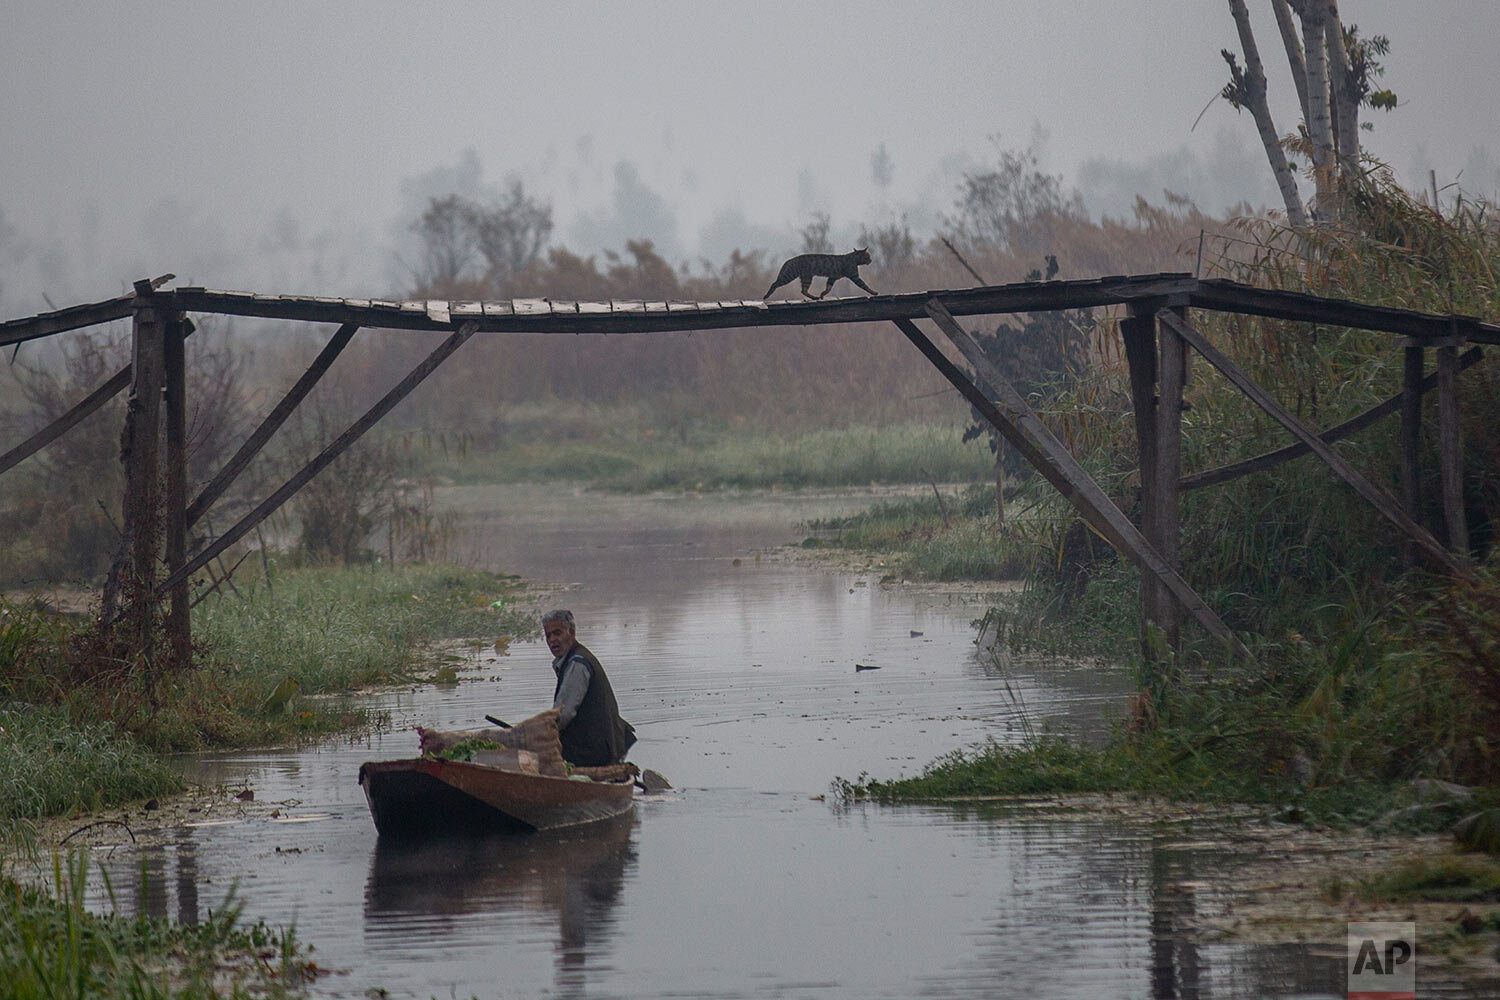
77 487 1478 998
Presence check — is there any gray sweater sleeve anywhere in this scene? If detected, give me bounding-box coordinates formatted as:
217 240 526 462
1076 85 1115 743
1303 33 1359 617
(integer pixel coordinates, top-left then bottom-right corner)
552 657 592 728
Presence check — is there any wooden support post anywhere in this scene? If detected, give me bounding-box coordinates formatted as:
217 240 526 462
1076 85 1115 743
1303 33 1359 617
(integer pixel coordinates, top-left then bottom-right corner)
1154 309 1188 650
122 282 165 650
1401 343 1425 566
1158 311 1464 575
157 321 479 597
163 312 190 664
993 440 1006 531
1121 307 1162 653
1437 337 1469 556
187 322 360 528
902 303 1250 661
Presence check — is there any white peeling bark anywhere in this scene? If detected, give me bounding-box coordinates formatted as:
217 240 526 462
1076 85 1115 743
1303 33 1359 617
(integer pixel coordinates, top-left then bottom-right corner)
1271 0 1310 127
1324 0 1359 169
1301 0 1336 217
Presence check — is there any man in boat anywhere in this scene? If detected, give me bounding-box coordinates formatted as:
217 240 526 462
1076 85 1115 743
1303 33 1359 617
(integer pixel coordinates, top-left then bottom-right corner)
543 609 636 766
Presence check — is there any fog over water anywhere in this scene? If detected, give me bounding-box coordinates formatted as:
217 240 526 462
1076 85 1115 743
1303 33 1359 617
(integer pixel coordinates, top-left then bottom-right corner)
3 2 1499 315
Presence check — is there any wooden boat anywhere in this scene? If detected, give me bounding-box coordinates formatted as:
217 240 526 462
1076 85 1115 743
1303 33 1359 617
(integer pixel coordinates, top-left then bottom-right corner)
358 756 635 837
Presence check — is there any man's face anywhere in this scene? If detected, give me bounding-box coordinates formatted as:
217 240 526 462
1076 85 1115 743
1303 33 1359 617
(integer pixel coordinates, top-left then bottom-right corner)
544 621 575 658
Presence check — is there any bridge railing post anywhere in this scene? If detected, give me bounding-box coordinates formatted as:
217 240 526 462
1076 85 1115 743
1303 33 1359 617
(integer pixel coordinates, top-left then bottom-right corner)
1400 342 1424 566
1436 331 1469 559
164 310 191 664
116 281 165 655
1154 307 1188 652
1121 304 1188 663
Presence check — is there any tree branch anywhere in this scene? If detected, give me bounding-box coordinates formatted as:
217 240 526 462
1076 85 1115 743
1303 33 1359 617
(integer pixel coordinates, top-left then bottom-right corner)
1324 0 1359 168
1271 0 1310 126
1225 0 1308 227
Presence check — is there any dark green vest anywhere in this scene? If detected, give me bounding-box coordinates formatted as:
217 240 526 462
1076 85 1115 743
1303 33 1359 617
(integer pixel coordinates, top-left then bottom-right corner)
554 642 636 766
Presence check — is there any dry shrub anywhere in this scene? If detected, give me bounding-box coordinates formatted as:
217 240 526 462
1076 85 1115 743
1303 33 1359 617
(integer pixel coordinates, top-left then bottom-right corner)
381 186 1217 442
1 321 252 586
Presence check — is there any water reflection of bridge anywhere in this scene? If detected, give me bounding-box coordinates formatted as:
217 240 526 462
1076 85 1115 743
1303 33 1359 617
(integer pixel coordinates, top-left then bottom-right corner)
3 273 1493 665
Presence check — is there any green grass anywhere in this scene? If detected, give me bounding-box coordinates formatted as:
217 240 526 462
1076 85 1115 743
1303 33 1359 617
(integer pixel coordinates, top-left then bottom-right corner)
418 420 994 492
0 566 525 994
836 729 1454 830
0 851 311 998
834 181 1500 830
0 708 182 831
806 484 1038 581
1357 854 1500 903
840 566 1499 831
807 488 967 546
430 439 650 485
837 737 1132 801
615 422 992 491
197 563 529 695
901 519 1026 580
0 563 538 827
149 563 537 752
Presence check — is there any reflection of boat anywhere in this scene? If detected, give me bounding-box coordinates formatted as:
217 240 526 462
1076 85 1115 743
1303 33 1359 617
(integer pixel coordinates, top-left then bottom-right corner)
357 757 634 836
364 813 637 995
364 812 636 918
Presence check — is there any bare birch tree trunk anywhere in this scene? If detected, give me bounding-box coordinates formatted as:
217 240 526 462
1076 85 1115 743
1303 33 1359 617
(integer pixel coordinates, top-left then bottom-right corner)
1227 0 1308 227
1301 1 1336 217
1325 0 1359 169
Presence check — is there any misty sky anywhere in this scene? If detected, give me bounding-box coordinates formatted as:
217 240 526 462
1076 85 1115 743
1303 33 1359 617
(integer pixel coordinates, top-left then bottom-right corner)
3 1 1499 313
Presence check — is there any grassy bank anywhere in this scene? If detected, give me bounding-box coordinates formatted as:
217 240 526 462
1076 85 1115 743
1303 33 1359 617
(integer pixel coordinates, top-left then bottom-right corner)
417 418 994 492
0 563 535 830
803 484 1040 581
0 564 532 996
0 851 311 999
837 178 1500 833
0 708 183 835
841 554 1500 831
182 562 534 749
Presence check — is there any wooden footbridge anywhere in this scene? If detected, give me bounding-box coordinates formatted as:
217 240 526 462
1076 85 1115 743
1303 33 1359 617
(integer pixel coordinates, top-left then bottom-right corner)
3 272 1494 665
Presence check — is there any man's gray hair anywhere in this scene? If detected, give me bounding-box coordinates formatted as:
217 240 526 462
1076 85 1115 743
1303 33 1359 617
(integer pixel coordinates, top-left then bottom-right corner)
541 608 575 628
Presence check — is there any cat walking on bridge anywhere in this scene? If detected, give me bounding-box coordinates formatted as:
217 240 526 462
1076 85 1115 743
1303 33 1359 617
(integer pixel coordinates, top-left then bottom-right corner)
764 248 876 300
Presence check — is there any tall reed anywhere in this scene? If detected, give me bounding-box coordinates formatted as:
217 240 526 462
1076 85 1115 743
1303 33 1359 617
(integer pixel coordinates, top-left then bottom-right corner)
0 850 309 998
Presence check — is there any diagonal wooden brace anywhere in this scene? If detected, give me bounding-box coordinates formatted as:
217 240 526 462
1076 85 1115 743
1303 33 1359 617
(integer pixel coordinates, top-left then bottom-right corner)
1181 345 1484 492
1157 310 1466 574
187 322 360 527
2 281 189 477
1 367 132 476
156 321 478 597
903 300 1251 662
